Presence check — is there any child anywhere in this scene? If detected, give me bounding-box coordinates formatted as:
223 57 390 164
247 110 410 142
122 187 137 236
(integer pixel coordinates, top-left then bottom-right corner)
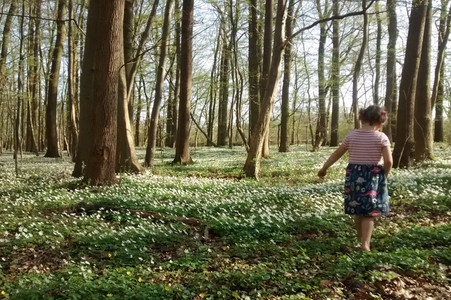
318 105 393 251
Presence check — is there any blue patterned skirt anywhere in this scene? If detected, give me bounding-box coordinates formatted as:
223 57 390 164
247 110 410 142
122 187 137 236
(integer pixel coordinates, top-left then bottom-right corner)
344 163 389 216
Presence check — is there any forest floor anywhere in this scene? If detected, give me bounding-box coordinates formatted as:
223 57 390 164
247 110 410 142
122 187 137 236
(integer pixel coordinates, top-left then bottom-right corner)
0 144 450 299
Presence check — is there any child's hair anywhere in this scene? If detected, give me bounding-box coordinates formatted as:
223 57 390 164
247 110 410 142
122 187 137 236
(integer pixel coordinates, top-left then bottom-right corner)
358 105 387 126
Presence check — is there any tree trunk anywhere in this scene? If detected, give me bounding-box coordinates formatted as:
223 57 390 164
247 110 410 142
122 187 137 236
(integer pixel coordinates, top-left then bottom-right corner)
217 36 230 146
45 0 66 158
351 0 368 129
243 0 287 179
261 0 274 158
432 0 450 142
384 0 398 141
173 0 194 165
207 23 221 147
414 0 433 162
145 0 174 168
374 0 382 105
279 0 294 152
393 0 428 168
26 0 39 155
313 0 329 151
330 0 340 146
83 0 125 185
248 0 261 138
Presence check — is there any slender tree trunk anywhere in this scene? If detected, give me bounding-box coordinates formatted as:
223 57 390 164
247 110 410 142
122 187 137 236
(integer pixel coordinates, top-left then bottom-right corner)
374 0 382 105
67 0 79 161
45 0 66 158
15 0 25 174
261 0 274 157
173 0 194 164
432 0 450 143
313 0 329 151
393 0 428 168
145 0 174 168
414 0 433 162
84 0 124 185
351 0 368 129
279 0 294 152
207 25 221 146
330 0 340 146
384 0 398 141
0 0 16 82
217 36 230 146
243 0 287 179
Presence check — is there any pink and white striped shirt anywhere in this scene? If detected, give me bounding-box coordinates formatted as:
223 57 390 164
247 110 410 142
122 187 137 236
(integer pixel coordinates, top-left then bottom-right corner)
342 129 390 165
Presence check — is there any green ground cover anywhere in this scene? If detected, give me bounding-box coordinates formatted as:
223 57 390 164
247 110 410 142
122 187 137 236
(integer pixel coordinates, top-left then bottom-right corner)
0 145 450 299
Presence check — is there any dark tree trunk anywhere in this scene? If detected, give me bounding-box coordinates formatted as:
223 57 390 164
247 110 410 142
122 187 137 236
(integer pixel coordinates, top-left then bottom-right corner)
45 0 66 158
330 0 340 146
83 0 125 185
393 0 428 168
248 0 260 138
217 37 230 146
384 0 398 141
173 0 194 164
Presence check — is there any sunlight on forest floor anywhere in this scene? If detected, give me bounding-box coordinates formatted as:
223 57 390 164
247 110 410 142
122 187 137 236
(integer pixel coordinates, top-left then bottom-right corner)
0 144 450 299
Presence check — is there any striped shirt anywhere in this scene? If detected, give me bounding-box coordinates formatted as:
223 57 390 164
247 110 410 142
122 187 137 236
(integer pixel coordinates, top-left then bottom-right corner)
342 129 391 165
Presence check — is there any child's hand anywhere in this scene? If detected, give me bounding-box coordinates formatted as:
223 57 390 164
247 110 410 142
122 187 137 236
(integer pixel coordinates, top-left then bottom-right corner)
317 168 327 179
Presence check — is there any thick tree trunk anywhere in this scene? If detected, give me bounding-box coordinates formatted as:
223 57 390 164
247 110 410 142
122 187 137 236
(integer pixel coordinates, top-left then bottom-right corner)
45 0 66 158
84 0 125 185
330 0 340 146
173 0 194 164
393 0 428 168
414 0 433 162
384 0 398 141
243 0 287 179
145 0 174 168
67 0 78 161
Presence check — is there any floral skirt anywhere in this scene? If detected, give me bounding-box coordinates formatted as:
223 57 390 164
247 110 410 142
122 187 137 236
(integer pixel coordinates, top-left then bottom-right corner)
344 163 389 216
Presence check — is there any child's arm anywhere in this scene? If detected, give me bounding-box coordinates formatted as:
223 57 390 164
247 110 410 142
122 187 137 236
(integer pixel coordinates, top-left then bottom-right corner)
382 145 393 177
318 144 347 178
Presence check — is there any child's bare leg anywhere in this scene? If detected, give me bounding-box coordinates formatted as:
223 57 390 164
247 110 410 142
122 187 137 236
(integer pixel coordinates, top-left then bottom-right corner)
354 216 362 242
360 216 375 251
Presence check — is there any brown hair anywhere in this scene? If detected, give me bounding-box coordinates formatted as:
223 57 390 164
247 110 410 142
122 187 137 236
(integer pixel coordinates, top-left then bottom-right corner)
358 105 387 126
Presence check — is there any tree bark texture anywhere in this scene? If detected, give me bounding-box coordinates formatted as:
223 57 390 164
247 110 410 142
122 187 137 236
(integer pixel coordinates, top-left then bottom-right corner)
173 0 194 165
45 0 66 158
243 0 287 179
384 0 398 141
84 0 124 185
414 0 433 162
330 0 340 146
393 0 428 168
248 0 260 138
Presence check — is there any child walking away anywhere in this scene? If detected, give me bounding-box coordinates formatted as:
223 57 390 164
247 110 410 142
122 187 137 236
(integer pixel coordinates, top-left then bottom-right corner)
318 105 393 251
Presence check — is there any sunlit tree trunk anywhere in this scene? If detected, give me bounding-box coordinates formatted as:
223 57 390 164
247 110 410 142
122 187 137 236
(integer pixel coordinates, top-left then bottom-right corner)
83 0 124 185
67 0 78 161
393 0 428 168
173 0 193 164
432 0 450 142
279 0 294 152
243 0 287 179
45 0 66 158
145 0 174 167
248 0 260 138
414 0 433 162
